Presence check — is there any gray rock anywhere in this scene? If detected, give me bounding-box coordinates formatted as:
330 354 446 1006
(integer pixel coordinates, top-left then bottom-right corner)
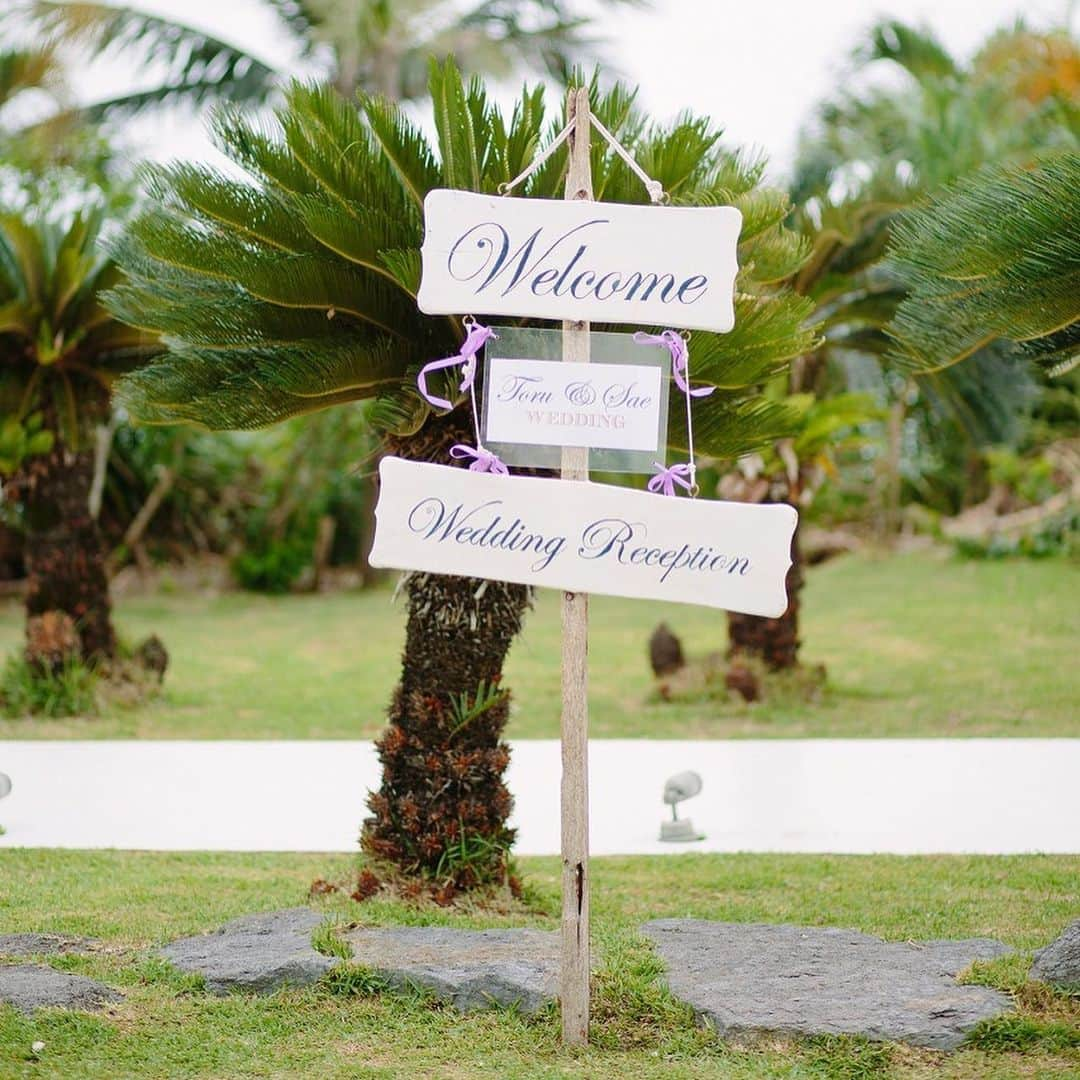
0 934 98 958
341 926 558 1014
1030 919 1080 991
642 920 1014 1051
158 907 337 995
0 964 122 1016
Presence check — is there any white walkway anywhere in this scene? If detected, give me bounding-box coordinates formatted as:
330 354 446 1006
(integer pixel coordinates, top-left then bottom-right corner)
0 740 1077 855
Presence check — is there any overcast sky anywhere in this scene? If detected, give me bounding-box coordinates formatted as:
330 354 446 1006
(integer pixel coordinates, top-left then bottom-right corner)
63 0 1076 182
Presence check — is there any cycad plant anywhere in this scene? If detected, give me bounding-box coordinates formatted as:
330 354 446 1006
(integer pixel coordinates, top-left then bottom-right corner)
888 153 1080 378
110 64 812 888
0 206 159 660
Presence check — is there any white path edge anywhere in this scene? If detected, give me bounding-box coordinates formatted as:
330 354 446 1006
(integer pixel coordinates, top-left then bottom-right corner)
0 739 1077 855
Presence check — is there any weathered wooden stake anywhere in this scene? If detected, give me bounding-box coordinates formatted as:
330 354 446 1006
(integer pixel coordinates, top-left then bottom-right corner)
560 84 593 1047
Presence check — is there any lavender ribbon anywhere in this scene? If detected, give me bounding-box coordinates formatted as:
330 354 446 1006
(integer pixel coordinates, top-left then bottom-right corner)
633 330 714 398
417 323 496 410
449 444 509 475
647 461 694 497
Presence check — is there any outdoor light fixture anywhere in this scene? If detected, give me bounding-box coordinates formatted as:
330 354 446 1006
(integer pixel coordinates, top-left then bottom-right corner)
660 770 703 842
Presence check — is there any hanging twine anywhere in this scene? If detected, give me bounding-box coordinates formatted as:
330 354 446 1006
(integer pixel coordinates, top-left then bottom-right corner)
498 116 576 196
588 113 667 205
634 331 714 498
498 110 668 204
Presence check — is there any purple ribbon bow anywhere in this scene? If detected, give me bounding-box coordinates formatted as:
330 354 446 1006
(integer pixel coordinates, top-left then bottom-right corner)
450 444 509 475
633 330 714 398
417 323 496 410
647 461 694 498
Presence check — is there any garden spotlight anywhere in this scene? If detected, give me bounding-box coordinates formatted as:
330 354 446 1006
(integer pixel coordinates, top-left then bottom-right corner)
660 770 703 842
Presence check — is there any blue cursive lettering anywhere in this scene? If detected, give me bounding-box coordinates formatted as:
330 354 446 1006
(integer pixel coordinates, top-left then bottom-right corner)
445 221 711 308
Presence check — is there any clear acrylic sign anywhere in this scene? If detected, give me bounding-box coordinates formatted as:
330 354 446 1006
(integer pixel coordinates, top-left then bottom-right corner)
484 357 664 454
369 458 797 617
482 326 669 474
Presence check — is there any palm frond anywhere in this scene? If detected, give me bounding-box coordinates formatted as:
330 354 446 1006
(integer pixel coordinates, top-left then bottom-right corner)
887 153 1080 374
140 163 320 255
429 59 488 192
861 20 959 81
20 0 277 117
115 334 408 429
673 396 799 460
360 94 442 210
0 45 59 109
0 208 161 460
209 105 321 198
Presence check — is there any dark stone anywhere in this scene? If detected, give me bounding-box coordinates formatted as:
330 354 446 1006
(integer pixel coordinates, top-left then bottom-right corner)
642 919 1014 1051
341 926 558 1014
134 634 169 680
158 908 336 995
649 622 685 677
0 964 122 1015
1030 919 1080 991
724 662 760 702
0 934 98 958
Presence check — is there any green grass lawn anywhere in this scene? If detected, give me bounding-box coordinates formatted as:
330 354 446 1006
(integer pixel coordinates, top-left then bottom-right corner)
1 850 1077 1078
0 550 1077 740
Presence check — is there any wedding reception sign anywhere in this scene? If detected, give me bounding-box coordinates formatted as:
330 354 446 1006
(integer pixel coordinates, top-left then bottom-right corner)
417 190 743 332
483 356 664 453
395 88 786 1048
369 457 797 617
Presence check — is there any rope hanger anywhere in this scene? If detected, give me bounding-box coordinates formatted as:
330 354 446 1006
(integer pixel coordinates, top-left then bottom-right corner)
497 111 669 205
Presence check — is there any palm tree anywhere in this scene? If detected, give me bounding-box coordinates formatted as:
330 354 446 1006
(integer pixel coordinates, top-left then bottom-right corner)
109 64 813 887
9 0 637 117
724 18 1080 672
0 207 160 660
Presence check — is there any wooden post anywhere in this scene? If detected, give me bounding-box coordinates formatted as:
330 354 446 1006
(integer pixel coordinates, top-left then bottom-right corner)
560 84 592 1047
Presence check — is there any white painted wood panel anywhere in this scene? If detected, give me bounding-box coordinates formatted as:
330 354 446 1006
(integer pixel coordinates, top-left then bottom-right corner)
418 190 742 333
369 458 797 617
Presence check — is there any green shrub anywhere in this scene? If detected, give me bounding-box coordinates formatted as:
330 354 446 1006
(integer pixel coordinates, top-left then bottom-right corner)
953 510 1078 560
0 653 99 718
985 447 1058 506
231 535 311 594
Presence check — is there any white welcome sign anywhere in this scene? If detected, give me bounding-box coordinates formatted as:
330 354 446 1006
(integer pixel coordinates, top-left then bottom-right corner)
370 458 797 617
484 357 664 453
418 190 743 333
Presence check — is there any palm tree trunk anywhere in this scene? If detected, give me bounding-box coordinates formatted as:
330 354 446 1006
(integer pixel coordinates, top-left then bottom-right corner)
726 517 803 670
361 412 530 890
21 440 116 661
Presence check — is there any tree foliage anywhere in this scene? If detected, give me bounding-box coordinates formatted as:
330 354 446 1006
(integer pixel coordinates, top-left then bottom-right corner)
0 206 159 463
110 63 814 461
7 0 640 120
8 1 278 119
790 18 1079 356
888 153 1080 377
